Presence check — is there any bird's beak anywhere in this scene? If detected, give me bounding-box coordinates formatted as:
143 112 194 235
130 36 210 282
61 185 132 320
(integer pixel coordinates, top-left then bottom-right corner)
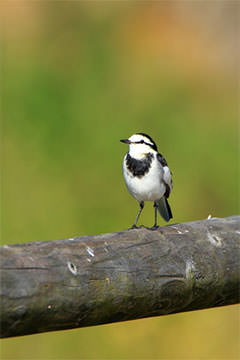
120 139 131 144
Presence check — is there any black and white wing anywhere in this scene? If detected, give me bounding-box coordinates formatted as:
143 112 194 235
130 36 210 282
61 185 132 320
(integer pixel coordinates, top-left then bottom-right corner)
157 153 173 198
156 153 173 221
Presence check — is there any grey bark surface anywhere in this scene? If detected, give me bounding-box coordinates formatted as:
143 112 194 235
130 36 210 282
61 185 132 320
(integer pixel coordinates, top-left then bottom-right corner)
0 216 239 338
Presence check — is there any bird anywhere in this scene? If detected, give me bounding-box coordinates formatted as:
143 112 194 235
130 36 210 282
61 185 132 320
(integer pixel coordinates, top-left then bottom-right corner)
120 133 173 229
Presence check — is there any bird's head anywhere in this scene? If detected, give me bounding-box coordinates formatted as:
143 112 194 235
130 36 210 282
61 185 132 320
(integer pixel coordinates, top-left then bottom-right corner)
120 133 158 158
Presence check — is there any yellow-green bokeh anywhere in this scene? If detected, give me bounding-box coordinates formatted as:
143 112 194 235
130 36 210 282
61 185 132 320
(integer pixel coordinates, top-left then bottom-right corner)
1 2 239 359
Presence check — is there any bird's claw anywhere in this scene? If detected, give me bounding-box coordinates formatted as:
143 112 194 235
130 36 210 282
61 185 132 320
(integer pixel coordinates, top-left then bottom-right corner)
129 224 138 230
129 224 145 230
148 225 159 230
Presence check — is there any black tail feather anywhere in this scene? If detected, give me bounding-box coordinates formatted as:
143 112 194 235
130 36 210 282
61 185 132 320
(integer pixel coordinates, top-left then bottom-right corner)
156 197 173 222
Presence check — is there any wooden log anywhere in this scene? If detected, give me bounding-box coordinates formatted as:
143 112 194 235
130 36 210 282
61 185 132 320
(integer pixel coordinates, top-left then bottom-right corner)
0 216 239 338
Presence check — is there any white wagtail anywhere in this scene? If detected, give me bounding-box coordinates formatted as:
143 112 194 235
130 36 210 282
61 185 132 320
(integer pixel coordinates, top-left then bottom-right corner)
120 133 173 229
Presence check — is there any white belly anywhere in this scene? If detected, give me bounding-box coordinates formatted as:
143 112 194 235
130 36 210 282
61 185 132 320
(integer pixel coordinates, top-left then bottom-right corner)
123 158 166 202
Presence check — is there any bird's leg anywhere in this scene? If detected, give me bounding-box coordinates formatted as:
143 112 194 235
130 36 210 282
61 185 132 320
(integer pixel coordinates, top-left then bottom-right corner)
150 201 159 230
131 201 144 229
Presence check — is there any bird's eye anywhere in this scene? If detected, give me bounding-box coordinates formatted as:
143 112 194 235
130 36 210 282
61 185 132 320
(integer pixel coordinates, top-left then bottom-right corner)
140 140 144 144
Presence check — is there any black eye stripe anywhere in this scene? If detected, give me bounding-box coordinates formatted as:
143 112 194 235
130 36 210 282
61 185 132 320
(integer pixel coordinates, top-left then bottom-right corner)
135 133 158 151
134 140 152 146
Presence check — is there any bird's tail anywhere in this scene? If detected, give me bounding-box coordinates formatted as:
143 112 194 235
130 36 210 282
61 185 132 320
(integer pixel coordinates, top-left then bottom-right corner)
156 197 173 222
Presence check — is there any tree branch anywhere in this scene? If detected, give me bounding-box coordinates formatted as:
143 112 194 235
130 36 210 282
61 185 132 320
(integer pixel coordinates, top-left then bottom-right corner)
1 216 239 338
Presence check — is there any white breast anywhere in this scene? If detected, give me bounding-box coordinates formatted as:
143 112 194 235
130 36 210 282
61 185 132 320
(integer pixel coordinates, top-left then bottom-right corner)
122 154 166 202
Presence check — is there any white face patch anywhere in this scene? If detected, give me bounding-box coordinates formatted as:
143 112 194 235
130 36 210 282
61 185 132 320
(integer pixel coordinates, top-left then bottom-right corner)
129 134 153 147
128 134 155 158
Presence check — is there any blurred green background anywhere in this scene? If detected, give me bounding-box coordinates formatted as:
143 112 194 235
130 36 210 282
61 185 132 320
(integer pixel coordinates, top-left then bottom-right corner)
1 1 239 359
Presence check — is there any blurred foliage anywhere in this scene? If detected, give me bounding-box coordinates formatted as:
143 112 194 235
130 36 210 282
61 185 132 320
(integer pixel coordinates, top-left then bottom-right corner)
1 1 239 359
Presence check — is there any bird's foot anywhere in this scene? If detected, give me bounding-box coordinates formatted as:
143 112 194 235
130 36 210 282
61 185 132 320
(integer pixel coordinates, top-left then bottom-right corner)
129 224 138 230
129 224 145 230
148 225 159 231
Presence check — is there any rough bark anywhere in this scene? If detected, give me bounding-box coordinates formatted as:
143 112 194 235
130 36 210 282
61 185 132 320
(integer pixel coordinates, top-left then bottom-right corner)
0 216 239 338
